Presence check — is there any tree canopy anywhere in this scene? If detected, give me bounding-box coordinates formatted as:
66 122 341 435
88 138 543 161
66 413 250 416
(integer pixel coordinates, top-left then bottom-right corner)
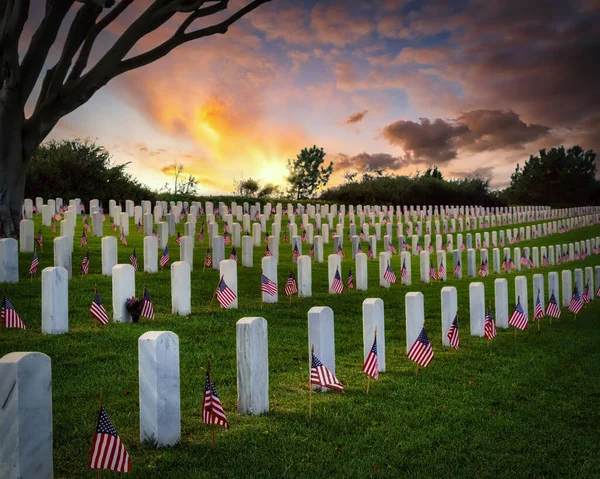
287 146 334 199
501 146 599 206
26 139 155 206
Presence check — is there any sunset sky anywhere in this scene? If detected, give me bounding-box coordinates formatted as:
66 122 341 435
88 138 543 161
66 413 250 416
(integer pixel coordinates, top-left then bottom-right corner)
23 0 600 194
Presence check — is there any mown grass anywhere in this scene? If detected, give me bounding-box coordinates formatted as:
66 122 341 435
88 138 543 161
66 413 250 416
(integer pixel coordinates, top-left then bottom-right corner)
1 214 600 478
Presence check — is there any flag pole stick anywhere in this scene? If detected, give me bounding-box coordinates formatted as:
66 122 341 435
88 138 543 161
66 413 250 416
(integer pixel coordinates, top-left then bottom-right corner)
207 357 216 448
206 277 221 313
309 345 314 419
416 364 420 376
98 389 103 479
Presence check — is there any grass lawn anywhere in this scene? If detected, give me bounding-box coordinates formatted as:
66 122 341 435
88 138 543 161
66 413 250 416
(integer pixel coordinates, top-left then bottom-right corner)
1 214 600 478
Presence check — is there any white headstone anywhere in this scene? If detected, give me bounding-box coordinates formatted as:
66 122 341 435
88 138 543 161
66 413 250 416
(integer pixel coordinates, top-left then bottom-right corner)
242 235 253 268
112 264 135 322
401 251 411 285
585 267 594 302
379 252 392 288
19 219 34 253
328 254 342 294
101 236 117 276
548 271 560 306
363 298 385 372
441 286 457 347
138 331 181 447
261 256 278 303
180 236 194 271
469 282 485 336
308 306 336 391
212 235 224 270
533 274 545 315
144 235 158 273
0 238 19 283
236 317 269 414
220 259 238 309
297 255 312 297
515 275 528 320
494 278 508 328
356 252 368 290
41 267 68 334
419 250 430 283
561 270 572 308
405 292 424 353
171 261 191 315
0 352 53 478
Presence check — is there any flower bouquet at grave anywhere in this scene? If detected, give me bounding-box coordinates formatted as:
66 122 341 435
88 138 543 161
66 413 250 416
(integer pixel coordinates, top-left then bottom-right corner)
125 296 143 323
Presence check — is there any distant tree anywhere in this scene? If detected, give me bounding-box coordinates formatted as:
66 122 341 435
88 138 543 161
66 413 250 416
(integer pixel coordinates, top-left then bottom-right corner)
160 161 198 196
258 183 280 198
342 171 358 183
503 146 598 206
287 146 334 199
24 139 155 205
422 165 443 180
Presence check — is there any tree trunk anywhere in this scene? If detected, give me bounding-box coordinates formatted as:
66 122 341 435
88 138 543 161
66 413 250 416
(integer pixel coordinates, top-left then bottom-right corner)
0 88 27 237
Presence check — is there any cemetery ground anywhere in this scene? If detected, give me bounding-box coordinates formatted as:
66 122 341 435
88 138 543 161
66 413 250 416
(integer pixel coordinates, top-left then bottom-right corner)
1 216 600 478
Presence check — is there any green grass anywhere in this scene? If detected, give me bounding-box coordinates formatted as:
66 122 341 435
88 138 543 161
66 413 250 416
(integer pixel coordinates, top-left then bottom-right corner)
2 214 600 478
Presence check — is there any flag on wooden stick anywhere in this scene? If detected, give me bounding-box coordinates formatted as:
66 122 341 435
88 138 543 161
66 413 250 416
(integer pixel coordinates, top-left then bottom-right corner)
2 295 26 329
311 352 344 392
407 327 434 367
88 405 131 473
202 371 229 429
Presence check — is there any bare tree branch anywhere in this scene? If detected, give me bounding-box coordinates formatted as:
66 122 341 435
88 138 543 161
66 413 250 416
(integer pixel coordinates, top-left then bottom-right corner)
69 0 135 81
116 0 269 75
38 3 103 109
19 1 75 107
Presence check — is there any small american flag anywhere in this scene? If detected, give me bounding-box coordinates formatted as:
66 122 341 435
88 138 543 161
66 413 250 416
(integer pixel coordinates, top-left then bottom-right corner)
429 261 437 280
309 244 314 257
508 297 528 330
336 245 344 258
331 268 344 294
347 269 355 289
51 219 56 232
283 232 288 243
407 327 434 367
152 228 158 238
2 295 26 329
264 245 272 257
388 243 397 255
311 352 344 392
202 372 229 429
216 277 236 308
159 246 169 268
534 292 544 320
546 293 562 318
81 251 90 275
501 256 508 271
478 260 488 277
36 230 43 247
582 281 591 303
261 274 277 296
597 284 600 298
460 243 466 251
284 271 298 296
403 240 411 251
130 247 138 272
90 290 110 325
428 244 434 254
204 249 212 267
367 243 373 259
541 255 549 267
137 223 142 234
223 231 231 245
301 230 307 242
229 247 238 262
383 263 396 284
357 243 363 254
88 405 131 473
447 312 459 349
81 230 87 247
175 232 181 246
292 243 300 261
362 335 379 380
141 287 155 320
54 213 62 221
401 260 409 281
520 254 528 266
416 242 423 253
569 286 584 314
29 250 39 275
111 221 117 232
484 308 497 339
438 260 446 278
120 230 127 246
454 259 461 277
